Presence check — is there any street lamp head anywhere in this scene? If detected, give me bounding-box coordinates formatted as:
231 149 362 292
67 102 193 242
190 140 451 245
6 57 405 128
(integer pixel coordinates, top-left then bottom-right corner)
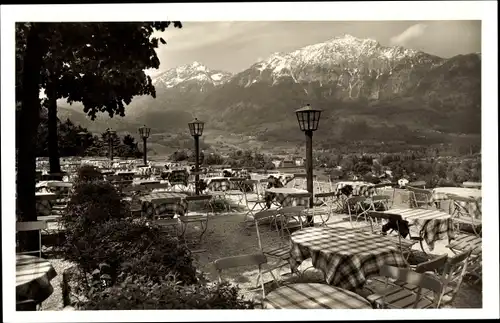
138 125 151 139
188 118 205 137
295 104 322 132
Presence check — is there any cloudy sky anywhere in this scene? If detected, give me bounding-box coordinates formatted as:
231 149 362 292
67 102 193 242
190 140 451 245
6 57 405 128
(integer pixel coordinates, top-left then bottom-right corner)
148 20 481 76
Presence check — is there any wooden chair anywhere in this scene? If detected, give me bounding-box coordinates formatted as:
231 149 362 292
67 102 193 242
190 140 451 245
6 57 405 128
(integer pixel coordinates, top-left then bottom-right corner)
447 235 482 283
433 249 472 306
253 210 296 277
447 194 482 236
212 253 278 302
372 182 398 208
16 221 47 258
366 265 444 308
277 206 307 236
223 177 246 209
369 195 391 212
369 249 472 308
180 195 213 247
366 211 422 266
242 180 268 221
346 196 372 229
406 186 433 209
310 191 339 226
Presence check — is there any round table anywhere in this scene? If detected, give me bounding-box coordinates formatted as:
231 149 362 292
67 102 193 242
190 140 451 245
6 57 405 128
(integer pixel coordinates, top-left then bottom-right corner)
263 283 372 309
16 255 57 304
289 227 407 291
432 187 481 199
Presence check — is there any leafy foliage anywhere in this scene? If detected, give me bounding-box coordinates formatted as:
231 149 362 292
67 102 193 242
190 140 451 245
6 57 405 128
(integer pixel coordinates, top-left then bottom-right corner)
75 165 104 183
60 177 197 284
78 275 255 310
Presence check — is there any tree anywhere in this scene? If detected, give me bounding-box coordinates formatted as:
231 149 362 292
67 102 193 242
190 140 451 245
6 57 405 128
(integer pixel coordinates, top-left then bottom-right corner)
15 22 181 251
34 22 181 173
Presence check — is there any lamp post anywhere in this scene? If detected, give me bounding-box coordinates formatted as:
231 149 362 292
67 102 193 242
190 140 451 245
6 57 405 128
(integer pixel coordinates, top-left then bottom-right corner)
295 104 322 225
106 128 116 161
188 118 205 195
77 131 87 157
138 125 151 166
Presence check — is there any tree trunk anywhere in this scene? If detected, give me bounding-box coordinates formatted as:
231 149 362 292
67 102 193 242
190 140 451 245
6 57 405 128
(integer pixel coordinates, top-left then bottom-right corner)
17 23 46 253
47 81 61 174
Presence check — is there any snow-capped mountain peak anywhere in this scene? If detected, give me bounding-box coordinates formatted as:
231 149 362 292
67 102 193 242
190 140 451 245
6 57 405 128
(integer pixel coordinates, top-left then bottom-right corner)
236 34 444 89
152 62 232 89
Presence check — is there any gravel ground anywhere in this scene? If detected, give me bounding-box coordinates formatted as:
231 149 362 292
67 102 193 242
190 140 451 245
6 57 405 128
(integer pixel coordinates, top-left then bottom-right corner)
41 190 482 310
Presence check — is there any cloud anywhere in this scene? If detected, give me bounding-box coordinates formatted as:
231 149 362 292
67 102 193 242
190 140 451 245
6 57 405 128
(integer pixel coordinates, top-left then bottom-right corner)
390 23 428 46
157 21 272 52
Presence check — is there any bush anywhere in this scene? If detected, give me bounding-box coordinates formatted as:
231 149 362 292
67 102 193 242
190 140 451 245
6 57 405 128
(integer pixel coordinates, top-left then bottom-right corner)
61 180 129 230
76 165 104 182
78 275 256 310
61 217 197 285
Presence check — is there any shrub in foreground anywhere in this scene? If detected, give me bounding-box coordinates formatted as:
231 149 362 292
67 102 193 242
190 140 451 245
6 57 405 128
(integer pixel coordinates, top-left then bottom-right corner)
79 274 256 310
76 165 104 183
61 217 197 285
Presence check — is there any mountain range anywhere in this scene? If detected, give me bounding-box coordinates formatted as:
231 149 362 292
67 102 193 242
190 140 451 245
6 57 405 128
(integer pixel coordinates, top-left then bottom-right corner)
58 34 481 153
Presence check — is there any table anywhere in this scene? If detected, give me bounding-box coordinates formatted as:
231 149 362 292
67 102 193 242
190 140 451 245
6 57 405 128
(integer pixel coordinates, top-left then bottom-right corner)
263 283 372 309
432 187 481 200
290 227 406 291
382 207 455 251
139 192 188 218
431 187 482 219
462 182 482 189
266 188 310 207
205 177 240 191
16 255 57 305
334 181 375 197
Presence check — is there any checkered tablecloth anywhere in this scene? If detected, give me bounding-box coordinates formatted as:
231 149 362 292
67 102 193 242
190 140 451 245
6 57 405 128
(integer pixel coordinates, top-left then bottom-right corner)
383 207 455 251
430 187 482 218
139 192 188 218
265 188 310 207
166 170 189 187
263 283 372 309
290 227 407 291
204 177 243 192
334 181 375 197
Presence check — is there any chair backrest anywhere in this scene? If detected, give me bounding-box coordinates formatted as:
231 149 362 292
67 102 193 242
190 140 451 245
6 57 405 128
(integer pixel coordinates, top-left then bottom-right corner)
16 221 47 257
346 196 367 214
408 181 426 188
16 221 48 231
278 206 306 236
150 197 182 205
406 186 432 208
46 181 72 188
122 185 149 193
379 265 443 309
185 195 212 202
415 254 449 274
314 191 338 199
145 183 170 190
212 253 268 299
288 192 312 200
439 249 472 304
253 210 279 250
447 194 481 220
